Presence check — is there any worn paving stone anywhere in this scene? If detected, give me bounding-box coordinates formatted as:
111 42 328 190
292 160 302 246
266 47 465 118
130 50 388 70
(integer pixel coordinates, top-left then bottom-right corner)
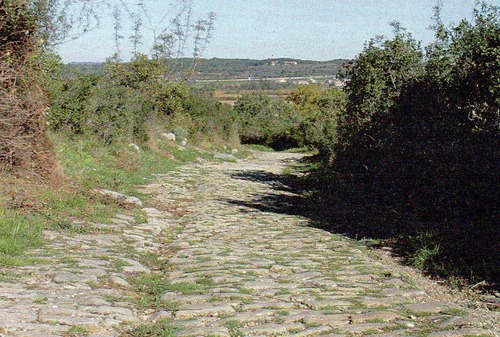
403 301 454 314
175 305 236 319
241 322 305 336
288 326 333 337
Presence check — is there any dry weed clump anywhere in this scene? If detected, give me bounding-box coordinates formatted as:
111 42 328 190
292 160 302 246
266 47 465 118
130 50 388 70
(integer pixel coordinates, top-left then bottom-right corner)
0 58 54 176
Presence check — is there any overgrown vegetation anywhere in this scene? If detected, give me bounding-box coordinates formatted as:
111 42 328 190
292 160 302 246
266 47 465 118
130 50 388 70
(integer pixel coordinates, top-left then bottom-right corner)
47 55 238 146
0 0 51 173
235 85 345 152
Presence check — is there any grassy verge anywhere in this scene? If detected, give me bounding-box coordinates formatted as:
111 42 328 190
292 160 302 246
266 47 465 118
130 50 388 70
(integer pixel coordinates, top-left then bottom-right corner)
51 133 212 194
0 209 44 266
0 132 214 267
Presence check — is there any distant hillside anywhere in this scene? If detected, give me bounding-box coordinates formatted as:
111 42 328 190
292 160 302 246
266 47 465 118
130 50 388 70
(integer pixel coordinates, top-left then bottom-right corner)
66 58 349 80
188 58 348 80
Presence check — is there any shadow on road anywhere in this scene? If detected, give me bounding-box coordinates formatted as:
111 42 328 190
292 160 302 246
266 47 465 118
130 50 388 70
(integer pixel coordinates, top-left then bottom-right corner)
221 156 499 291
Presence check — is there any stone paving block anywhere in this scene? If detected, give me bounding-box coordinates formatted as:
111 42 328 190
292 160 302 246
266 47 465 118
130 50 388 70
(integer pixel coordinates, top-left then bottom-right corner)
302 279 338 289
109 275 132 288
300 313 352 327
119 258 151 273
177 302 216 311
340 322 391 334
353 311 402 323
173 317 221 330
378 288 427 298
176 326 231 337
175 304 236 319
149 310 174 322
403 301 453 314
439 316 482 329
301 298 353 310
80 305 138 321
360 296 411 307
428 328 495 337
289 326 333 336
241 322 305 336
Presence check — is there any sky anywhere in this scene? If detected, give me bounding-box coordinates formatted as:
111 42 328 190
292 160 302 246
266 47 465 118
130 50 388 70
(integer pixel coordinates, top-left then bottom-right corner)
56 0 496 63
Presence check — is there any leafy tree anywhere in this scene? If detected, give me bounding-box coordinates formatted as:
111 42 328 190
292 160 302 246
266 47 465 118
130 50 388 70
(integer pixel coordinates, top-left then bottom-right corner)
235 92 303 149
447 3 500 132
341 31 423 147
287 85 345 159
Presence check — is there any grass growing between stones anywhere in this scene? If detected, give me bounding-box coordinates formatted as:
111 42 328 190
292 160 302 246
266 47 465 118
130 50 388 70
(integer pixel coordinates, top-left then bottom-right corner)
137 252 171 272
128 273 216 311
66 325 89 336
121 319 178 337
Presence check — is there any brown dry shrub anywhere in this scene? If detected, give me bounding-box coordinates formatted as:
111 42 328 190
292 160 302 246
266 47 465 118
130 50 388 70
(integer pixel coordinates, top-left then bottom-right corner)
0 60 53 176
0 0 54 176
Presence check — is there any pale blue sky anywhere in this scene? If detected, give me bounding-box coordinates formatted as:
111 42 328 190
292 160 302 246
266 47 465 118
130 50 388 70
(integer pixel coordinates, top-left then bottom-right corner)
57 0 496 63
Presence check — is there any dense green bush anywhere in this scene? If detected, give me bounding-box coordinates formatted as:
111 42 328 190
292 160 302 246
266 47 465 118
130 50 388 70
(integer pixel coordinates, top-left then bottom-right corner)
235 92 304 150
234 85 345 152
287 85 345 159
316 2 500 286
48 54 237 145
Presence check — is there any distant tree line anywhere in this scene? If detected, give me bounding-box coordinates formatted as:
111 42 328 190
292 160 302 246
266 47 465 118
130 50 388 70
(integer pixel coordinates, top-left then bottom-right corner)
65 58 348 81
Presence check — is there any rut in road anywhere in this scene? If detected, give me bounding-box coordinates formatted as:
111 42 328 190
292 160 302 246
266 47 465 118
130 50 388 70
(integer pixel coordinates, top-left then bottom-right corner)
0 150 497 336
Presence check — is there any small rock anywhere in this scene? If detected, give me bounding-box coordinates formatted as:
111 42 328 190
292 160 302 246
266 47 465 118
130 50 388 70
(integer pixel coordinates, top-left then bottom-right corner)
53 273 98 284
175 305 235 319
181 138 188 146
128 143 141 152
404 302 450 315
95 189 142 207
109 276 132 289
214 153 237 160
122 264 151 274
150 310 173 322
161 292 179 302
163 132 176 142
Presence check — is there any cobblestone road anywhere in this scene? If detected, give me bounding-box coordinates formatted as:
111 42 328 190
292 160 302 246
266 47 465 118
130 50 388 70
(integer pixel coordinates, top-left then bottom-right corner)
0 151 497 336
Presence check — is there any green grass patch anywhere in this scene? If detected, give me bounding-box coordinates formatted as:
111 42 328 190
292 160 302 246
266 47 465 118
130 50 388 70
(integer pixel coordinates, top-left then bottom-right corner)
0 209 44 266
128 274 213 310
51 134 179 194
66 325 89 336
224 320 246 330
113 259 133 270
122 319 178 337
137 252 170 272
441 307 467 316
